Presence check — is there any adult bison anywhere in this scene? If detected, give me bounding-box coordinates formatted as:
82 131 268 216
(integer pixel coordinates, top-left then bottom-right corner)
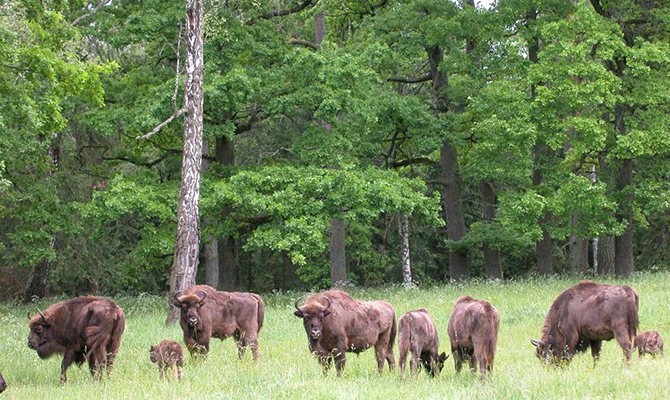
634 331 663 358
293 290 396 376
398 308 447 379
173 285 264 361
447 296 500 381
531 281 639 366
27 296 125 383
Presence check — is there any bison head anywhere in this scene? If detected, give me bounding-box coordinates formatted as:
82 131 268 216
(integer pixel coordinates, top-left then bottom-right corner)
531 338 571 365
173 290 207 328
149 345 160 363
294 296 331 342
423 352 449 377
28 310 60 359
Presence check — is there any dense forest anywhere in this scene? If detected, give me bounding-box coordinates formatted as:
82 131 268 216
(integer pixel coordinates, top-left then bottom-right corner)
1 0 669 301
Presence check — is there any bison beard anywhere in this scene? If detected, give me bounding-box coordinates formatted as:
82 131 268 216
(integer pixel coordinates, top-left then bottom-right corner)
173 285 264 361
27 296 125 383
293 290 396 376
532 281 639 366
447 296 500 381
398 308 447 380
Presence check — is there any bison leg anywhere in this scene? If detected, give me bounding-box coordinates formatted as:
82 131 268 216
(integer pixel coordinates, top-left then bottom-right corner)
613 332 633 364
60 348 77 383
332 347 346 376
88 345 107 380
398 344 409 380
374 342 390 374
590 340 602 367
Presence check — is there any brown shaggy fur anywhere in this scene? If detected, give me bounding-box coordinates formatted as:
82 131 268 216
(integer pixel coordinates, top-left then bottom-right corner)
27 296 125 383
294 290 396 376
174 285 264 361
532 281 639 366
398 308 447 379
634 331 664 358
447 296 500 381
150 340 184 381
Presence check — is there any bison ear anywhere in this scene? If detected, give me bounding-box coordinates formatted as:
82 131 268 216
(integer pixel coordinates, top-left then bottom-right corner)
323 310 331 318
293 310 304 318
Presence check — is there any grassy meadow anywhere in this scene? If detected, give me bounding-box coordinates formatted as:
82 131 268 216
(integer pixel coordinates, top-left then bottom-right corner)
1 273 669 399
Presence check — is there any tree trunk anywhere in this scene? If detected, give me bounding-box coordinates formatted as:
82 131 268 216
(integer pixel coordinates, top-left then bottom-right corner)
218 235 237 291
23 133 61 302
569 214 589 275
399 214 413 286
598 235 616 276
615 158 634 277
202 140 218 289
479 180 502 279
166 0 204 325
536 222 554 276
330 218 347 286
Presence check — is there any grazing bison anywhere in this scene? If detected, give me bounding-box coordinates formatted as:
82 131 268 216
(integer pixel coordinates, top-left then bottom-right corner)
634 331 664 358
293 290 396 376
447 296 500 381
398 308 448 379
27 296 125 383
532 281 639 366
173 285 264 361
150 340 184 381
0 367 5 393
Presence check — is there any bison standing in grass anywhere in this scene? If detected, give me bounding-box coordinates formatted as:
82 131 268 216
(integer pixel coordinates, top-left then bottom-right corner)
447 296 500 381
532 281 639 366
173 285 264 361
27 296 125 383
398 308 448 379
634 331 664 358
293 290 396 376
150 340 184 381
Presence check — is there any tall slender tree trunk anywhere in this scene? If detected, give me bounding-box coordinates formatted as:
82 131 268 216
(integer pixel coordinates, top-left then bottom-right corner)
215 135 237 291
479 181 502 279
23 134 61 302
166 0 204 325
615 158 634 277
598 235 616 275
399 214 413 286
330 218 347 286
203 140 219 289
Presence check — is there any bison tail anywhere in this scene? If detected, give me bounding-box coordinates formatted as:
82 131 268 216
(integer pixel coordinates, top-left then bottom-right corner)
255 295 265 333
85 306 125 360
628 297 639 343
389 314 397 354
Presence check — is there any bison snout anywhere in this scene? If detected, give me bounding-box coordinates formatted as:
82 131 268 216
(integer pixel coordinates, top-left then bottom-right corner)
28 340 37 350
310 329 321 340
188 318 198 326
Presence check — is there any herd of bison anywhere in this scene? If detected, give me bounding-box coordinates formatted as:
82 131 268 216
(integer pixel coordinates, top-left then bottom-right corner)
0 280 664 393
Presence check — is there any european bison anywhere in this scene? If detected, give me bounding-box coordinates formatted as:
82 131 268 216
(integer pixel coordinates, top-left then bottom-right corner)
634 331 664 358
398 308 448 379
0 367 5 393
293 290 396 376
173 285 264 361
27 296 125 383
532 281 639 366
150 340 184 381
447 296 500 381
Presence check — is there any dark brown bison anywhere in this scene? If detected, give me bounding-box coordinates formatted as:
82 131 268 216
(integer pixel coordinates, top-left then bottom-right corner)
0 367 5 393
173 285 264 361
634 331 664 358
398 308 448 379
293 290 396 376
27 296 125 383
150 340 184 381
531 281 639 366
447 296 500 381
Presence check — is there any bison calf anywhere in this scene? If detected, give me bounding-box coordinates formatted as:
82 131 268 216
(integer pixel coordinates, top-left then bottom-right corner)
28 296 125 383
150 340 184 381
634 331 664 358
398 308 448 380
447 296 500 381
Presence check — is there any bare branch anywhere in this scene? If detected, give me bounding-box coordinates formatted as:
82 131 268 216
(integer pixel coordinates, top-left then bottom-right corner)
246 0 319 25
136 108 186 140
72 0 112 27
386 74 432 84
288 39 319 50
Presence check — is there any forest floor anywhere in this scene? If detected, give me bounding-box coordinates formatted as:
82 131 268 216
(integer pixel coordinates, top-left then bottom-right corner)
1 273 668 399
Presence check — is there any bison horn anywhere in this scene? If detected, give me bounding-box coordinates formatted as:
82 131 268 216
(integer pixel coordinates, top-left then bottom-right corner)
322 296 332 313
197 290 207 303
294 296 305 311
174 291 184 302
531 339 545 347
38 309 47 323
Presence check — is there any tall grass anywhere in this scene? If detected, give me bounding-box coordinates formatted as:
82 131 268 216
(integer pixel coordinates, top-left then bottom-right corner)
1 273 668 399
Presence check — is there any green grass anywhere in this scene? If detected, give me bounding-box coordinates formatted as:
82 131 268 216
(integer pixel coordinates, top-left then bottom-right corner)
1 273 669 399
